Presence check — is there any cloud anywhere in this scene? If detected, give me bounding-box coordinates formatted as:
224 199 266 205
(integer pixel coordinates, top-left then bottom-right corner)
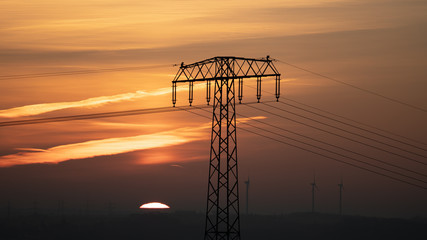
0 84 203 118
0 127 205 168
170 164 184 168
14 148 48 152
5 0 419 51
0 91 147 118
0 116 265 167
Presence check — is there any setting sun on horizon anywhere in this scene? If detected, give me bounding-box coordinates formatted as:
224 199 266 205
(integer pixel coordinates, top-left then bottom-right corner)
140 202 170 209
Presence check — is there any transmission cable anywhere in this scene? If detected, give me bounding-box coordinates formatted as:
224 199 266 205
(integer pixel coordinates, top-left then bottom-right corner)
0 101 270 127
244 103 426 166
258 104 427 165
0 105 206 127
279 100 427 153
275 59 427 113
183 107 427 190
281 96 427 147
235 111 427 179
248 91 427 159
246 84 426 147
196 106 427 185
0 64 175 80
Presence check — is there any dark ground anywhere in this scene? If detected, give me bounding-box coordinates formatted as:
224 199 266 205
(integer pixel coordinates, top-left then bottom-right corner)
1 211 426 240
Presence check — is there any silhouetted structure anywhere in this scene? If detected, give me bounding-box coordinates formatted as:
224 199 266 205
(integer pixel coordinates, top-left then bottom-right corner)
338 178 344 215
310 174 318 213
244 177 250 215
172 56 281 240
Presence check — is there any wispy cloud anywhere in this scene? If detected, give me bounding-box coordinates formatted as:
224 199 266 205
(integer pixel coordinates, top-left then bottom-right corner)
170 164 184 168
14 148 48 152
0 128 205 167
0 116 265 167
0 0 382 51
0 91 146 118
0 85 202 118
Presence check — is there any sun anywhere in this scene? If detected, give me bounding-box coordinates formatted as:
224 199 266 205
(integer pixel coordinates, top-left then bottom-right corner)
139 202 170 209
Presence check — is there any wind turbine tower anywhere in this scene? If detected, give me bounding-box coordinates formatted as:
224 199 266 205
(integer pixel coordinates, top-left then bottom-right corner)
310 174 318 213
244 177 250 215
338 177 344 215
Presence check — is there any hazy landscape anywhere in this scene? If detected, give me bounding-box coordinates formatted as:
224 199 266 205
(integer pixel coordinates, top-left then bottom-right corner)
2 211 426 240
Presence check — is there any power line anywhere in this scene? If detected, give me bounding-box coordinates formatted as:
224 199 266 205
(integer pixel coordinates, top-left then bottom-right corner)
276 59 427 113
0 101 273 127
246 84 426 148
260 103 427 165
281 96 427 147
234 110 427 180
274 102 427 158
3 99 424 167
201 107 427 184
0 105 205 127
184 107 427 190
3 95 424 167
239 117 427 185
278 101 427 153
2 97 426 189
239 124 427 190
248 102 427 166
0 64 175 81
2 86 425 185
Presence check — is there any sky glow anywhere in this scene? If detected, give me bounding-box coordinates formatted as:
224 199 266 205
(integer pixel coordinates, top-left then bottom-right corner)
0 0 426 218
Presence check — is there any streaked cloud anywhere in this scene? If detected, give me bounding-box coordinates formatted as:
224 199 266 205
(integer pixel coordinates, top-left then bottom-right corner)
0 116 265 167
2 0 413 51
0 84 203 118
0 128 204 167
170 164 184 168
0 91 146 118
14 148 48 152
91 121 167 129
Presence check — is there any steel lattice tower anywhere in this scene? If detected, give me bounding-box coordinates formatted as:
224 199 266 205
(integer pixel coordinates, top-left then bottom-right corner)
172 56 281 240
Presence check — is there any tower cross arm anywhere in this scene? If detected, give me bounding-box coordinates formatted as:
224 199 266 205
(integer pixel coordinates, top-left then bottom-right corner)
173 74 280 83
172 56 282 106
173 56 281 83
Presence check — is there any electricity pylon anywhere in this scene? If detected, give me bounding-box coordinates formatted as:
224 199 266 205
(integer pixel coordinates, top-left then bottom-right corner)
172 56 281 240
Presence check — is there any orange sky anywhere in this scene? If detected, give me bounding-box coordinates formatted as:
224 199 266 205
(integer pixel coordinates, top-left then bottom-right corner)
3 0 407 50
0 0 426 217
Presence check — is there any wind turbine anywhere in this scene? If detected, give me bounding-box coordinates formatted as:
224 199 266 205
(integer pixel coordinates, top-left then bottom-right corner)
338 177 344 215
244 177 250 215
311 174 319 213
